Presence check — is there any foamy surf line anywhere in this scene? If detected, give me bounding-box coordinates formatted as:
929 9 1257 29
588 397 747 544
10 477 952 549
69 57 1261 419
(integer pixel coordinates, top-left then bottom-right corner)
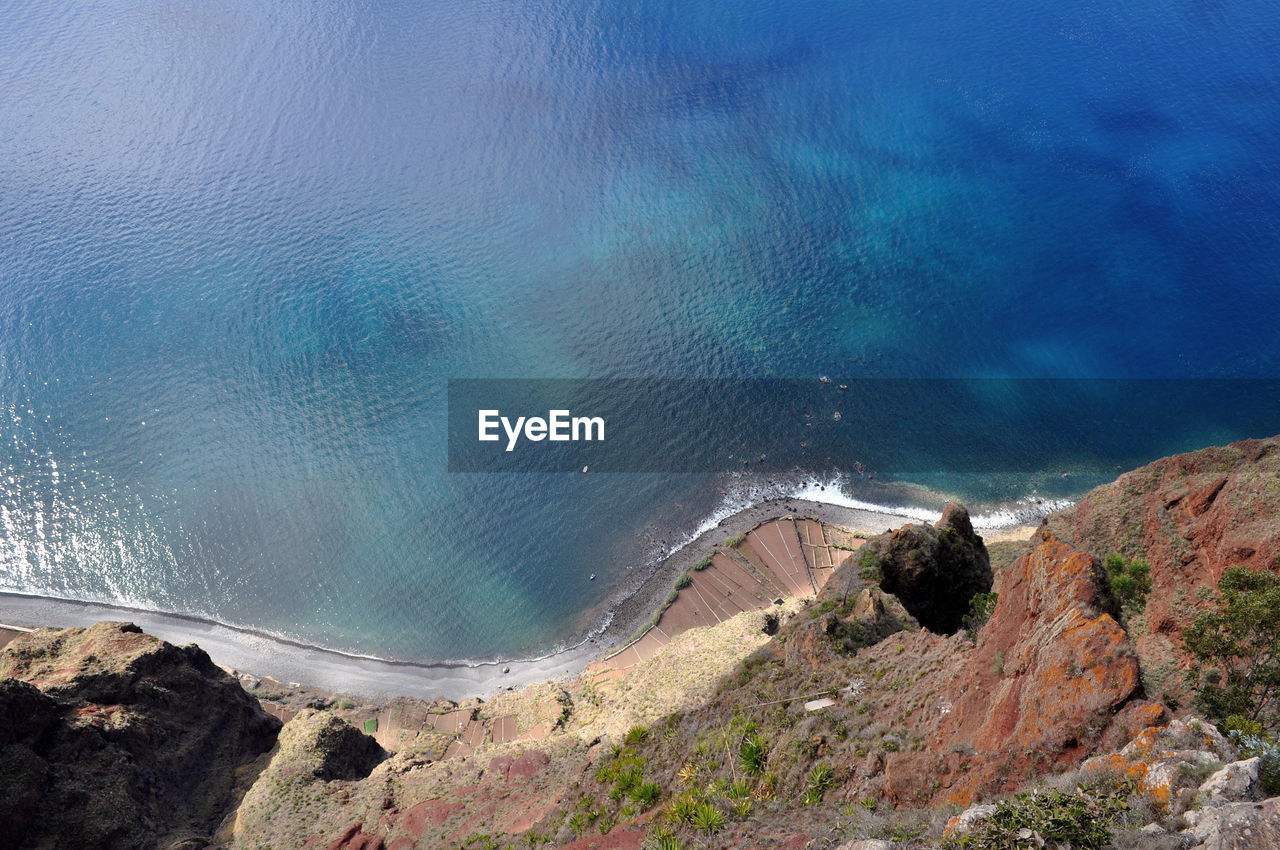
780 476 1073 530
594 480 1068 656
660 475 1066 562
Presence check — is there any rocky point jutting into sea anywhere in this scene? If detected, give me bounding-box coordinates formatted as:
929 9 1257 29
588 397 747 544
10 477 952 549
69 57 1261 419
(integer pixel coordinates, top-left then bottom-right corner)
4 434 1280 849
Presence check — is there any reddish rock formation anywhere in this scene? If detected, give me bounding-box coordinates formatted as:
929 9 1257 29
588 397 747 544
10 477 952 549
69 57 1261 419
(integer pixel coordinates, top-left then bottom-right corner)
327 822 385 850
489 748 551 781
400 798 463 834
855 531 1144 806
940 533 1138 759
1045 434 1280 705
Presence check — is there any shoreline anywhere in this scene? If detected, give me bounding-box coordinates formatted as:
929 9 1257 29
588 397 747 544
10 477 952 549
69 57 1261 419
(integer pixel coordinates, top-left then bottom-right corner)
0 497 1033 701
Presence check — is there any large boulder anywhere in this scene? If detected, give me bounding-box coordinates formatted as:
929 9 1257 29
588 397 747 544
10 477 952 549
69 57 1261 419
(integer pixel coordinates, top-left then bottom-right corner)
1198 758 1264 807
0 622 280 849
1182 798 1280 848
857 502 993 633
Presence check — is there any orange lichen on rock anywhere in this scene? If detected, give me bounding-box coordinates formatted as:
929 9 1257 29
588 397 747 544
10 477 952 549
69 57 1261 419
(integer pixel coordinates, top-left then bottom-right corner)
878 531 1145 806
1077 718 1236 813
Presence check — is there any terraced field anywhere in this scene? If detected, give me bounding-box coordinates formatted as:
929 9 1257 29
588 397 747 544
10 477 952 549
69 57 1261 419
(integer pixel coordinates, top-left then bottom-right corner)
585 517 862 686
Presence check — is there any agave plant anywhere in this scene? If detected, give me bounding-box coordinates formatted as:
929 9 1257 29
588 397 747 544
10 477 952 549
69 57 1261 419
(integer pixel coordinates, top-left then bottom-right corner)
739 731 769 776
803 763 836 805
690 801 726 833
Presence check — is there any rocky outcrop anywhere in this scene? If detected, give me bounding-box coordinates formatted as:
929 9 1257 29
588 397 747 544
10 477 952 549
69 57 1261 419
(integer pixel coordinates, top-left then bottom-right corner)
938 532 1140 765
844 531 1144 806
0 622 280 849
1077 717 1236 813
1183 798 1280 848
276 709 387 781
1045 435 1280 705
783 587 918 667
1199 758 1263 806
857 501 993 633
946 717 1264 844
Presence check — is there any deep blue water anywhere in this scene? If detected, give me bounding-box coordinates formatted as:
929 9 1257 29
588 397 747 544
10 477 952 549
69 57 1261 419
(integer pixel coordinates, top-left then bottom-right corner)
2 0 1279 661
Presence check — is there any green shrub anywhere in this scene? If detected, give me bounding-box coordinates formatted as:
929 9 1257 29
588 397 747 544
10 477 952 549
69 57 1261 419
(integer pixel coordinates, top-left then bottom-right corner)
674 572 692 591
948 786 1128 849
803 763 836 805
631 781 661 808
810 598 838 619
625 725 651 745
672 793 700 823
1184 564 1280 727
725 533 745 547
1104 553 1152 611
611 772 641 800
824 615 871 656
962 592 998 635
858 548 883 584
647 826 684 850
690 801 726 833
692 554 713 571
1222 714 1265 739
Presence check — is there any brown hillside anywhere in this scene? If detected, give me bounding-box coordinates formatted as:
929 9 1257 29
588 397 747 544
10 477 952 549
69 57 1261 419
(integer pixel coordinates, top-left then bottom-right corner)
1045 434 1280 707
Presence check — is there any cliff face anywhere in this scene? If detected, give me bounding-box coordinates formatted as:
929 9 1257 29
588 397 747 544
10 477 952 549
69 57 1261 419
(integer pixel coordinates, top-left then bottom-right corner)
1045 435 1280 705
0 621 280 850
831 530 1150 807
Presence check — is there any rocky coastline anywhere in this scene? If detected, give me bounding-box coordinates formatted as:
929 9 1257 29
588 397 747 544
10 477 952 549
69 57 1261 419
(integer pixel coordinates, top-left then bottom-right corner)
4 435 1280 848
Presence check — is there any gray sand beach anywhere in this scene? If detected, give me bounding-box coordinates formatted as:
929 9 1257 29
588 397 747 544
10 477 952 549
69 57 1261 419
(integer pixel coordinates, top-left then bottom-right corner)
0 498 1018 701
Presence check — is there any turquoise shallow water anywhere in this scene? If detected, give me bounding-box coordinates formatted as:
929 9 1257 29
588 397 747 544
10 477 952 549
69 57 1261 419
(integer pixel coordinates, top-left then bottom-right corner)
2 0 1279 661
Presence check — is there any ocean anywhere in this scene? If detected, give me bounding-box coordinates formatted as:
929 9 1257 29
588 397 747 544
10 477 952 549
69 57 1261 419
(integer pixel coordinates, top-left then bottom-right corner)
2 0 1279 663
